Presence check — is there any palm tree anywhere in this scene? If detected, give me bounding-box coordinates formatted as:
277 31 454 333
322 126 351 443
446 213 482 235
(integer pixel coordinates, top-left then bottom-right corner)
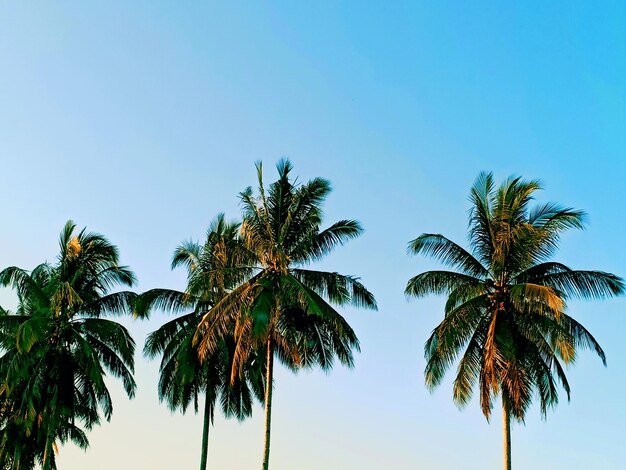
0 221 137 470
405 173 624 470
135 215 265 470
195 160 377 470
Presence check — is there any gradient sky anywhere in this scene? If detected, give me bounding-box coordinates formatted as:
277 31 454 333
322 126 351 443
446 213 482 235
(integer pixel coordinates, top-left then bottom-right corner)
1 2 625 469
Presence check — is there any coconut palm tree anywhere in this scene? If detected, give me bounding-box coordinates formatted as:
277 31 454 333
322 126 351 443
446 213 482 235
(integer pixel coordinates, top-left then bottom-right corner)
195 160 377 470
135 215 265 470
405 173 624 470
0 221 137 470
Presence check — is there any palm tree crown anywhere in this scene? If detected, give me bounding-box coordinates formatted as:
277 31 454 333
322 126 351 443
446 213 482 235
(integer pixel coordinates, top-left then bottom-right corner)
197 160 377 371
406 173 624 470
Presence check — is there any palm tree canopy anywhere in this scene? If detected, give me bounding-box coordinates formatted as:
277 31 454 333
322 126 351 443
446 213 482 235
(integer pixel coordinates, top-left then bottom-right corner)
196 159 377 379
406 173 624 421
137 214 265 421
0 221 137 469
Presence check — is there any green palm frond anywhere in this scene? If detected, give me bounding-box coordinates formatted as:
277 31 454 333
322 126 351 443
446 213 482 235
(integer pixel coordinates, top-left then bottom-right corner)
291 220 362 263
134 288 192 319
560 313 606 365
291 269 376 309
425 294 488 391
405 270 485 298
408 234 488 277
538 270 622 300
144 312 197 358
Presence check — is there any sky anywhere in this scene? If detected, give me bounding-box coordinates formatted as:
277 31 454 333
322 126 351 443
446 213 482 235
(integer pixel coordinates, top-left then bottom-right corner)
1 1 625 469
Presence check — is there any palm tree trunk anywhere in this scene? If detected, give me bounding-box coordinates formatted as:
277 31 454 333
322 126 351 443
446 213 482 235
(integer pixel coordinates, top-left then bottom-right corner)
503 398 512 470
261 338 274 470
42 414 56 470
199 390 212 470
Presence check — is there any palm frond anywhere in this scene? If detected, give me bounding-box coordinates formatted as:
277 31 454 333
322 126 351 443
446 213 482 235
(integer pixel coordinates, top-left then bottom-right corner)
538 270 624 300
133 289 193 319
405 270 484 298
425 294 488 390
292 269 377 309
81 291 137 317
509 283 564 318
408 234 487 277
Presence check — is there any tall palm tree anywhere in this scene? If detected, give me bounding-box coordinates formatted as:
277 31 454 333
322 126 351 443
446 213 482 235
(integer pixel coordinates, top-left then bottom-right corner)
135 215 265 470
195 160 377 470
405 173 624 470
0 221 137 470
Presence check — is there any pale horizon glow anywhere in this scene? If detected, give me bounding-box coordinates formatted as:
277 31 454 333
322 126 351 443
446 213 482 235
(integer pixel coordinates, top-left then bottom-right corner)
1 2 625 469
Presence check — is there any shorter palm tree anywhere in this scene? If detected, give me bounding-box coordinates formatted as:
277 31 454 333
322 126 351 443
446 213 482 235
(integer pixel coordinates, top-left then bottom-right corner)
136 215 265 470
405 173 624 470
0 221 137 470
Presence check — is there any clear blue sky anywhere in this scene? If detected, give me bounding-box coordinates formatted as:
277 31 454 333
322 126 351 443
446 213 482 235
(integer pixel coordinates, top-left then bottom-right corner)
1 2 625 469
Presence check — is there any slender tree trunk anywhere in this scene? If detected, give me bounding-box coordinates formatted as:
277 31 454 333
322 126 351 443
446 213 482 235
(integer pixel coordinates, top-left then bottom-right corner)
261 338 274 470
199 390 212 470
42 413 56 470
503 398 512 470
